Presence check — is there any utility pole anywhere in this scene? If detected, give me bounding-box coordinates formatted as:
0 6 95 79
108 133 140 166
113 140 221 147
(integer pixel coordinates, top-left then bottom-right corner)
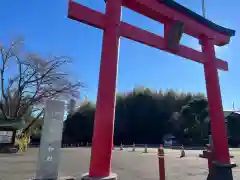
202 0 206 18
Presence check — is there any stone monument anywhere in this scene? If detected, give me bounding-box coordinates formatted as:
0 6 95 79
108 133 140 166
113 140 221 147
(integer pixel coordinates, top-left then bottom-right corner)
34 99 74 180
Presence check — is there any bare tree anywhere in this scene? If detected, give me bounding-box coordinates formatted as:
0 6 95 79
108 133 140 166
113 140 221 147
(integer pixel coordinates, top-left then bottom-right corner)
0 38 84 123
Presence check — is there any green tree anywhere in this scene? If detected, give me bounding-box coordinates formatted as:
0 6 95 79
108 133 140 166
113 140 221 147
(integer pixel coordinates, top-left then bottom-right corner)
227 113 240 146
178 97 209 145
64 87 207 146
63 101 95 144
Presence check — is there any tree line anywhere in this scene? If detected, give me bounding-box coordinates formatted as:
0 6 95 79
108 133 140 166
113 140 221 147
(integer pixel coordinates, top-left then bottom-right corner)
1 39 239 147
63 88 214 146
63 88 240 147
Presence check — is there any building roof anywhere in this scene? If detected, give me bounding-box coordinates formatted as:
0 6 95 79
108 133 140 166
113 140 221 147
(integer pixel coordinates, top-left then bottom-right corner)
0 119 25 130
205 110 240 122
223 110 240 117
159 0 235 37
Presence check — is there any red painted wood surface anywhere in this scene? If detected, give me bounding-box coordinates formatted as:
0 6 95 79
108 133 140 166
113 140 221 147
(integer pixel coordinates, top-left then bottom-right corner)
120 22 228 71
68 1 228 71
68 1 105 29
88 0 122 177
122 0 231 46
158 145 166 180
202 38 230 164
67 0 233 177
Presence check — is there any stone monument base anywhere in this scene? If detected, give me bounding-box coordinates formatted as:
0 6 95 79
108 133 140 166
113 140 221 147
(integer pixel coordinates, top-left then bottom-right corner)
80 173 117 180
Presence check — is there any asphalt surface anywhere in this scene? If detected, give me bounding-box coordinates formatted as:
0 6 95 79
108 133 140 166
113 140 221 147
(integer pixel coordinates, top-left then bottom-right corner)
0 147 240 180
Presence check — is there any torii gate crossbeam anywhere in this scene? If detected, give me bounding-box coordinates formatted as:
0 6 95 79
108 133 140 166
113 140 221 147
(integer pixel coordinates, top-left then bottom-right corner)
68 1 228 71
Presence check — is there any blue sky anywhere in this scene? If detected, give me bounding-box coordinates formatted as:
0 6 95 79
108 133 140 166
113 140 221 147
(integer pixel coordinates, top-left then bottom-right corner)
0 0 239 110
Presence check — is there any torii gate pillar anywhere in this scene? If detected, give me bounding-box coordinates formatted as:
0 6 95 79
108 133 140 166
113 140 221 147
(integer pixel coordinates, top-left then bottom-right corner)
202 38 235 180
82 0 121 179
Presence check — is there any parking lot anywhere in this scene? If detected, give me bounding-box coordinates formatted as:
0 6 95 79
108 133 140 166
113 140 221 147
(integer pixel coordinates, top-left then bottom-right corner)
0 147 240 180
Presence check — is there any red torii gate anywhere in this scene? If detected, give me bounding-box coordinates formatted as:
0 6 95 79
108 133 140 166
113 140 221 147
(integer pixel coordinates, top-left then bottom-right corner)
67 0 235 179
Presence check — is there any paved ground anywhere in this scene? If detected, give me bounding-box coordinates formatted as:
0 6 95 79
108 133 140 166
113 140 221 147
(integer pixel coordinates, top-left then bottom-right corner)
0 147 240 180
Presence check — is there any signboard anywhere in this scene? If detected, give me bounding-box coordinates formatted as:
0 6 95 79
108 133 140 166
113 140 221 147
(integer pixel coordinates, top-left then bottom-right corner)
0 131 14 144
36 99 65 180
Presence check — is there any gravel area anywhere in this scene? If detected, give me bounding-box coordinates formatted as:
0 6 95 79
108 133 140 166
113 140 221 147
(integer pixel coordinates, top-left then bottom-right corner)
0 147 240 180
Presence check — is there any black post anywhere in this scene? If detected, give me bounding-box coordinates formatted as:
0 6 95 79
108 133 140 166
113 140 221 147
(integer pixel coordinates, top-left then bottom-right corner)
207 161 236 180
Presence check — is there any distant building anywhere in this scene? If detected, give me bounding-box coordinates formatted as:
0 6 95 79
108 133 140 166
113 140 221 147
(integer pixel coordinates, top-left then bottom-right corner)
224 110 240 117
163 134 178 146
205 110 240 137
204 110 240 123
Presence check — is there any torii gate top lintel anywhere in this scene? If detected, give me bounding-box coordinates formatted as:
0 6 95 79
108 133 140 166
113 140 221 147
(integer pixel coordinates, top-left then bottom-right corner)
122 0 235 46
68 0 235 72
